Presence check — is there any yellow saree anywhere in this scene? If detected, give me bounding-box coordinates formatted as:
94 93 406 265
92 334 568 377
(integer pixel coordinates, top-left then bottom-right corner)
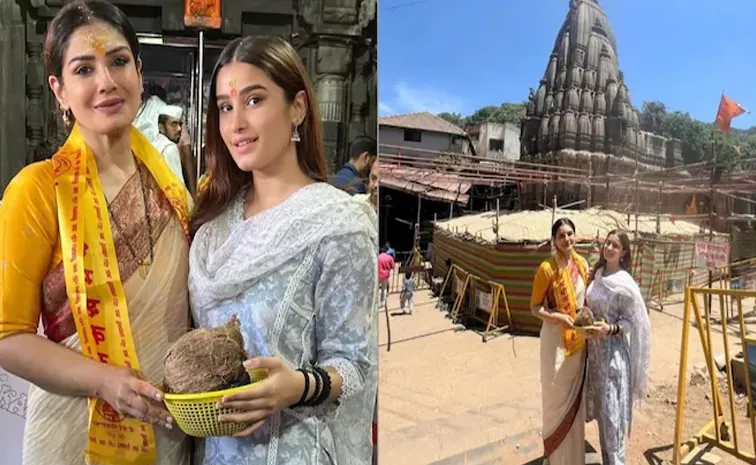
0 124 192 465
531 250 589 464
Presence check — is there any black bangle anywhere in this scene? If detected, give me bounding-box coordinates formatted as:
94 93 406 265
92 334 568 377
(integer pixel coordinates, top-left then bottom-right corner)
311 366 332 406
305 368 323 407
291 369 310 408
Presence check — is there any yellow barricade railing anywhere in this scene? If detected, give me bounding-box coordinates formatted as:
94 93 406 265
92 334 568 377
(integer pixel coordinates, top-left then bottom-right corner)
674 285 756 464
438 264 514 342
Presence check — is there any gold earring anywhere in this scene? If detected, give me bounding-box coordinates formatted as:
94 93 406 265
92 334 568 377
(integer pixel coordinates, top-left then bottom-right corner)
61 108 72 126
291 122 301 142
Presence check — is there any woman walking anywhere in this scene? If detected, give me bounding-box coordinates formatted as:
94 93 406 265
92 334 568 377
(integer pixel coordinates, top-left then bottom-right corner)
584 230 651 465
530 218 589 465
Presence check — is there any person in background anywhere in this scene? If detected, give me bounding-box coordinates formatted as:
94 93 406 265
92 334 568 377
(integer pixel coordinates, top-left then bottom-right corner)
331 135 376 195
385 242 395 258
355 159 378 211
156 104 187 187
378 245 395 307
400 271 415 315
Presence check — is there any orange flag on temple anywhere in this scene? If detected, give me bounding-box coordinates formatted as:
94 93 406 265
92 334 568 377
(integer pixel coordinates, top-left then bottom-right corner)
715 94 748 133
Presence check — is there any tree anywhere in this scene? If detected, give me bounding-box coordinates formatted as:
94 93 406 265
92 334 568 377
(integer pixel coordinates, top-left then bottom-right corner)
437 112 465 128
438 102 527 128
637 100 756 171
639 100 667 134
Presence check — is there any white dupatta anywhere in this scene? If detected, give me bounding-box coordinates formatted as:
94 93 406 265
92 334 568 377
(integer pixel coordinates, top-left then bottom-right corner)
594 268 651 407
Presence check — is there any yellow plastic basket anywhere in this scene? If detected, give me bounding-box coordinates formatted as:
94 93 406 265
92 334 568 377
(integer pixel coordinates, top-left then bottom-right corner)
163 369 268 437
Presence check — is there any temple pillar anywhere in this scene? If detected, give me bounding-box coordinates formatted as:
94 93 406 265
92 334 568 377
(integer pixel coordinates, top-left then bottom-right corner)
0 0 26 192
299 0 376 172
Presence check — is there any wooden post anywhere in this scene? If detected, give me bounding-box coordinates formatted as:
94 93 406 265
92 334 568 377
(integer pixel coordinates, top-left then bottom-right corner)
542 182 547 210
494 198 500 243
552 195 557 225
605 158 611 209
656 181 662 235
635 172 640 241
708 133 716 310
587 157 593 209
449 202 453 219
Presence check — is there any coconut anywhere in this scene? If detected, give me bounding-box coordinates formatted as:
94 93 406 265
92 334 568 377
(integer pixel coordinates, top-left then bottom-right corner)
162 316 251 394
573 307 595 327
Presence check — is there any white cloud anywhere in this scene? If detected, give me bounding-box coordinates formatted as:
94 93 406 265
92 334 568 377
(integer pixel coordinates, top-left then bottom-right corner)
379 101 395 115
382 80 464 115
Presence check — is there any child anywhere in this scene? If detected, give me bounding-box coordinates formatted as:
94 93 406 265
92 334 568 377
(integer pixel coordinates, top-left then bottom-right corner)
400 271 416 315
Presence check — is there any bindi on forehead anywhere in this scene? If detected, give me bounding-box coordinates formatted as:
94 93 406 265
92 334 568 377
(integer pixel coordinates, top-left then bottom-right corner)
229 79 238 97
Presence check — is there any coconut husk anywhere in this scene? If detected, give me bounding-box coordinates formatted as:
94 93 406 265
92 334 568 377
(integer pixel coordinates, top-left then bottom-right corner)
573 307 595 327
162 316 251 394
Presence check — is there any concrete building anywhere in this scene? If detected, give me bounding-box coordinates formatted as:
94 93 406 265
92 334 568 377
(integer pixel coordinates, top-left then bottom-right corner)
467 121 520 161
379 112 472 158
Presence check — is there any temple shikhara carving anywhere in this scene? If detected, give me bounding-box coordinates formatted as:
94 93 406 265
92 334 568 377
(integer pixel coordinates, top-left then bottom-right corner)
519 0 683 210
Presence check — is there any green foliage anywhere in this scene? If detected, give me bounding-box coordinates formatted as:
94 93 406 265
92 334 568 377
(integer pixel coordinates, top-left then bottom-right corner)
437 102 527 128
638 99 754 171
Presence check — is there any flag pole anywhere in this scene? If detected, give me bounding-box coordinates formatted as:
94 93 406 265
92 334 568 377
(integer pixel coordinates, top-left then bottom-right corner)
708 109 717 305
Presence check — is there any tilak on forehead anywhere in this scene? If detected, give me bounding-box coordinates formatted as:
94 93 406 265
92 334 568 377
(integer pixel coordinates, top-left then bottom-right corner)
229 79 238 97
84 25 118 55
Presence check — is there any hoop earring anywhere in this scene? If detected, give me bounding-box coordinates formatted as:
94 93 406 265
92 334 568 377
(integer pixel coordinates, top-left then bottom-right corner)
291 122 301 142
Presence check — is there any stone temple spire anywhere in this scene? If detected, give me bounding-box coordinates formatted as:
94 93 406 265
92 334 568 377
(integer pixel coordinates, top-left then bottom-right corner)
519 0 680 168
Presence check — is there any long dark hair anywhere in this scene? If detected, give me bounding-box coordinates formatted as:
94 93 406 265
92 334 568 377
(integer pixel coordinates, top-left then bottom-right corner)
45 1 140 82
44 0 140 128
589 229 633 282
551 217 576 240
190 36 327 235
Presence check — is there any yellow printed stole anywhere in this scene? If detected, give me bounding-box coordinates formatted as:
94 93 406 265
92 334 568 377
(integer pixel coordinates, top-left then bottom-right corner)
549 251 588 357
52 124 190 465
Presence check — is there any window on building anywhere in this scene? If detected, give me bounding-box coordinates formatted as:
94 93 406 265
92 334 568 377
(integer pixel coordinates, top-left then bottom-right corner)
404 129 422 142
489 138 504 152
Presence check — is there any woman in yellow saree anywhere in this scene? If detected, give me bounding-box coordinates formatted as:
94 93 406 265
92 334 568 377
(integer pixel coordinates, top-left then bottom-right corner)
530 218 589 465
0 2 191 464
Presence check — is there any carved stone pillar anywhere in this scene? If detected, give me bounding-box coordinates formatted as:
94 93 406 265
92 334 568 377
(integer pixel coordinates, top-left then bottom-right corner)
299 0 376 171
26 41 45 162
0 0 26 192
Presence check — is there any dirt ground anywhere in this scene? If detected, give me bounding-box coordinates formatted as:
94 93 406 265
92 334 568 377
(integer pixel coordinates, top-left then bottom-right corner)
378 289 756 465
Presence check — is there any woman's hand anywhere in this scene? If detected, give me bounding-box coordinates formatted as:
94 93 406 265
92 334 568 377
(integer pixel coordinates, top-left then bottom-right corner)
584 321 611 339
97 365 173 429
549 312 574 329
217 357 304 438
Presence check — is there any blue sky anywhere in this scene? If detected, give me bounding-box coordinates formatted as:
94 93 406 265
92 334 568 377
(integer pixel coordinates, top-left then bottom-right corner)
378 0 756 129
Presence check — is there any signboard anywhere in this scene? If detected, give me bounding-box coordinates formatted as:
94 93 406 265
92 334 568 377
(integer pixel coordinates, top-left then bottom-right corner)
452 274 461 295
0 369 29 465
695 241 730 270
745 339 756 411
184 0 222 29
475 289 493 313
